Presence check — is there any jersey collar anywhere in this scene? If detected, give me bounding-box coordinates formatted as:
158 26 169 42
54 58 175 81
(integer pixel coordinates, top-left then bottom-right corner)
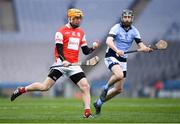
120 23 132 32
66 23 80 29
66 23 71 28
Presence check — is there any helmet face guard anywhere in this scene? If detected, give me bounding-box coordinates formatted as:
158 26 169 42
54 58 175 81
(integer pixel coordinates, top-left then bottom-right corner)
120 10 134 27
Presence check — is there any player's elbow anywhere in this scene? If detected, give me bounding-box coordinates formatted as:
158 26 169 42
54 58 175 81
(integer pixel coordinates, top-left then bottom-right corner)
106 39 110 46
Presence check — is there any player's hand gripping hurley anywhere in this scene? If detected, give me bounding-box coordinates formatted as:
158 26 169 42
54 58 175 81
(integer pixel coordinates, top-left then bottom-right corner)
124 40 168 54
50 56 99 68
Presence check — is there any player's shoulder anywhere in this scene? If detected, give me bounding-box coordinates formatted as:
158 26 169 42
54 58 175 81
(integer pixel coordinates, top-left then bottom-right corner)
73 27 85 36
76 27 84 33
131 25 140 32
57 25 67 33
113 23 121 28
131 25 138 30
110 23 121 31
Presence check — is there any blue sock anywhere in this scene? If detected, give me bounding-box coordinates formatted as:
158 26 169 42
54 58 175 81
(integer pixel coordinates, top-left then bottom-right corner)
97 99 103 106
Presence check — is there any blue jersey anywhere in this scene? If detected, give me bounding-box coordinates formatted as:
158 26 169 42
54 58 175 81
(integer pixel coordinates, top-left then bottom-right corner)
106 23 141 58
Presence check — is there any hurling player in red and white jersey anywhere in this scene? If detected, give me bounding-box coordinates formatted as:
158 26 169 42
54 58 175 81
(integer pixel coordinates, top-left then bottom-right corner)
11 8 99 118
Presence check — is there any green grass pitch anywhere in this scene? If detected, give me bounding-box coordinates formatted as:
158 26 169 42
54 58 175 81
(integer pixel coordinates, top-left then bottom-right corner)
0 97 180 123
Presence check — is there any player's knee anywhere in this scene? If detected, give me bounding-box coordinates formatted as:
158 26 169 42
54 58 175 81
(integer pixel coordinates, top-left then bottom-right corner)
80 83 90 92
115 73 124 81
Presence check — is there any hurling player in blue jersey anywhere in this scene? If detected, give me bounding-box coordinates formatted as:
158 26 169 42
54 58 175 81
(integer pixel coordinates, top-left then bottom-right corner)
94 10 153 115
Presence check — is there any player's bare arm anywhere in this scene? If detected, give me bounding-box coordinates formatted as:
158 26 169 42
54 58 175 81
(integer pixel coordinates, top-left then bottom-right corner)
137 42 153 52
106 36 124 56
